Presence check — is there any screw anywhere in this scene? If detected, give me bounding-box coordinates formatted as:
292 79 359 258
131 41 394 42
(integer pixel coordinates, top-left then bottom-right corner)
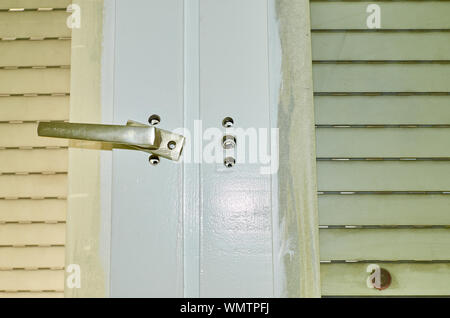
149 155 160 166
222 135 236 149
222 117 234 128
224 157 236 168
168 141 177 150
148 114 161 126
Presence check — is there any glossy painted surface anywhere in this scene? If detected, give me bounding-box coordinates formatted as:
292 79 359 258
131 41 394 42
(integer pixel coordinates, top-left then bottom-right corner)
110 0 184 297
106 0 279 297
199 0 273 297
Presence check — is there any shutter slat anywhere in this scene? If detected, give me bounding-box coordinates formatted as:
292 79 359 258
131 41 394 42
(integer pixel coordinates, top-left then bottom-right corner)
319 195 450 226
0 69 70 94
312 33 450 61
315 96 450 125
321 263 450 296
0 270 64 291
320 229 450 260
0 200 66 222
0 40 70 67
0 175 67 198
0 292 64 298
0 224 65 246
313 64 450 92
0 123 68 147
317 128 450 157
0 12 70 38
0 149 67 173
318 161 450 191
311 2 450 29
0 247 64 268
0 0 71 9
0 97 69 121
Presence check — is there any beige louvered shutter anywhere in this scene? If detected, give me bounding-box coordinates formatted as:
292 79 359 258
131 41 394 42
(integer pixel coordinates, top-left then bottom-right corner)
312 0 450 296
0 0 72 297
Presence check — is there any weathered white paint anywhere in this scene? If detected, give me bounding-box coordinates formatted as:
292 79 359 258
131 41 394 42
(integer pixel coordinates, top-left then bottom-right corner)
275 0 321 297
268 0 283 297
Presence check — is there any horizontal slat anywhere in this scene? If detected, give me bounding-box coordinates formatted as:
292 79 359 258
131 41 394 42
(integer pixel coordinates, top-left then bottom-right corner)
0 123 68 147
0 68 70 94
310 2 450 29
0 149 67 173
0 40 70 66
0 0 71 9
316 128 450 157
312 33 450 60
313 64 450 92
315 96 450 125
319 194 450 226
0 96 69 121
0 199 66 223
318 161 450 191
320 229 450 260
321 263 450 296
0 247 64 268
0 223 65 246
0 11 70 38
0 292 63 298
0 175 67 198
0 270 63 291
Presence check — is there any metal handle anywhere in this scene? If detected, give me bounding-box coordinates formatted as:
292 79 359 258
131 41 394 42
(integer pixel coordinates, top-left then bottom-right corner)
37 120 185 161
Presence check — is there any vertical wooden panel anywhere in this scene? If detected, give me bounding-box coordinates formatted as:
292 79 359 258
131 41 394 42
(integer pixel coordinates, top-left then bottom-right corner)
109 0 184 297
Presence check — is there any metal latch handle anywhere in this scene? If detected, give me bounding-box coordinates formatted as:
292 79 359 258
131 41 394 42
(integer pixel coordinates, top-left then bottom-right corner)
37 120 185 161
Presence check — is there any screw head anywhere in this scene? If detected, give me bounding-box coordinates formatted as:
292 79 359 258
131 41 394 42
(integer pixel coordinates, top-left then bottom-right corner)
149 155 160 166
224 157 236 168
168 141 177 150
222 135 237 149
222 117 234 128
148 114 161 126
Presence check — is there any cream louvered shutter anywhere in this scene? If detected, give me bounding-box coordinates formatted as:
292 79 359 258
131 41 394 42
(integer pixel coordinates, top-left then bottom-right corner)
312 0 450 296
0 0 72 297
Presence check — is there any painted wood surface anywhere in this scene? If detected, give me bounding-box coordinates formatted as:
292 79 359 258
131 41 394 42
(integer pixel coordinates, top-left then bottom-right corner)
313 0 450 297
109 0 184 297
0 40 71 66
65 0 106 298
310 2 450 29
318 161 450 191
0 0 71 9
319 194 450 226
0 11 70 38
276 0 321 297
312 33 450 60
199 0 274 297
315 96 450 125
317 128 450 157
322 263 450 296
320 229 450 261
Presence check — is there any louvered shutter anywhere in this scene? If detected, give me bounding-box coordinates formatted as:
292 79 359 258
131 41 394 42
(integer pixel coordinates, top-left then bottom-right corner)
0 0 72 298
312 0 450 296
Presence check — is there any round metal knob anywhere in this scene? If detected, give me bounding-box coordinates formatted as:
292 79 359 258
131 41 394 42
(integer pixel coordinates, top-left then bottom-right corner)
371 267 391 290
